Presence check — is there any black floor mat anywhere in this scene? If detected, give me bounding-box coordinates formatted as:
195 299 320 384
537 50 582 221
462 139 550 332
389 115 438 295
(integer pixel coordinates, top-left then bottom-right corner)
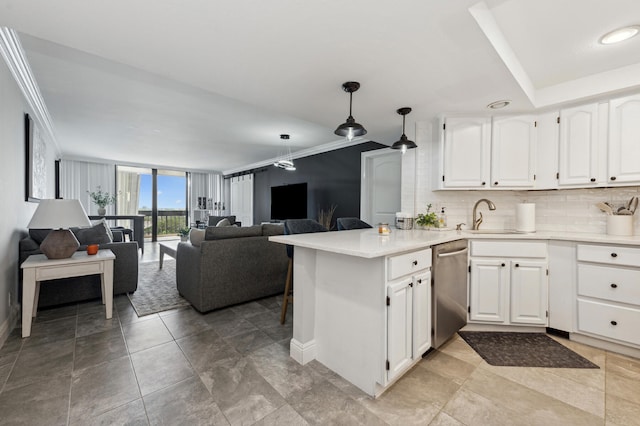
458 331 599 369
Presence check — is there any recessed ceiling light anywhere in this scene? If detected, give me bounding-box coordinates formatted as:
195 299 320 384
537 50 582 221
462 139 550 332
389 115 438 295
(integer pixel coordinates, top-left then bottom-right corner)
600 25 640 45
487 100 511 109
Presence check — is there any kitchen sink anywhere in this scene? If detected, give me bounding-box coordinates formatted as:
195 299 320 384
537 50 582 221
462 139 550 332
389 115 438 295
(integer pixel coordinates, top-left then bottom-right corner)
465 229 520 234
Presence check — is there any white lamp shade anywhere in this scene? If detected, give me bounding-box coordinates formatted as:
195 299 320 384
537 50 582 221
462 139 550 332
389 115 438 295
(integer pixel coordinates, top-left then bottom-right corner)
27 199 92 229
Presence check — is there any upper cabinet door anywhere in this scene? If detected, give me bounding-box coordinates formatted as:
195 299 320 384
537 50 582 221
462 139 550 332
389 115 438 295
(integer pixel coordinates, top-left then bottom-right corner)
609 95 640 184
558 104 600 186
442 117 491 188
535 111 560 189
490 115 536 188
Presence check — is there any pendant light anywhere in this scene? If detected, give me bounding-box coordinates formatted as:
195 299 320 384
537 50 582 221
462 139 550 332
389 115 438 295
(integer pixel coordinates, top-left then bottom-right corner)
334 81 367 141
390 107 417 153
273 134 296 171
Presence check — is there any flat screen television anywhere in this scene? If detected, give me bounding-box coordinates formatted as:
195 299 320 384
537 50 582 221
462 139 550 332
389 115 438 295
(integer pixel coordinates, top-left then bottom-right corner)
271 183 307 220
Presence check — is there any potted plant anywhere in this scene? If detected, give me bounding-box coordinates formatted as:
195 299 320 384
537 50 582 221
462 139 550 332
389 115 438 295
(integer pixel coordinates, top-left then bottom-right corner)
178 227 191 242
415 204 440 229
87 186 117 216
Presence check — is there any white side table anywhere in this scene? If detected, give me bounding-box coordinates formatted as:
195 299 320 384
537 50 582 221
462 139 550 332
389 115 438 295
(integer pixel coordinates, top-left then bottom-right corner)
20 249 116 338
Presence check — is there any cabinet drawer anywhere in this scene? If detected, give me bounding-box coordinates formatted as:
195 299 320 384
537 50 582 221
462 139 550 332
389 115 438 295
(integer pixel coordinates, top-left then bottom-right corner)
36 262 103 281
388 249 432 281
470 241 547 258
578 264 640 305
577 299 640 346
577 244 640 267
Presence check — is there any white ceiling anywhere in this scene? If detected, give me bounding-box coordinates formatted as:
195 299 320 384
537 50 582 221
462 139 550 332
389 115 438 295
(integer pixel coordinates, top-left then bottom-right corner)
1 0 639 173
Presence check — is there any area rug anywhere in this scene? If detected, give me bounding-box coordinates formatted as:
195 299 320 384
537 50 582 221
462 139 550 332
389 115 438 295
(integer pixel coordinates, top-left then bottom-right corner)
128 260 191 316
458 331 599 369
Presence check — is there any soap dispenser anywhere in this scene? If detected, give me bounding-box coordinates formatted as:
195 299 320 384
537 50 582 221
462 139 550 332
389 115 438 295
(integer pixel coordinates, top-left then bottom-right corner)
439 207 447 228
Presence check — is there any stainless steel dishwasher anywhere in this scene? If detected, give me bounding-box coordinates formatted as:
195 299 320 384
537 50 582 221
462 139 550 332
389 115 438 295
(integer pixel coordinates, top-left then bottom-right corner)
432 239 468 348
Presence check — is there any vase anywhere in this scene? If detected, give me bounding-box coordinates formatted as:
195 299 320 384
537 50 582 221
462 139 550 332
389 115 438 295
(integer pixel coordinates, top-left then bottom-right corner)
180 235 188 242
97 207 106 216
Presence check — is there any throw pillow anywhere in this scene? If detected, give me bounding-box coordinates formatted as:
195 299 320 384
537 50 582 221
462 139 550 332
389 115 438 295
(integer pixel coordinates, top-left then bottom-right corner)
189 228 205 247
71 222 113 245
28 229 52 245
91 218 114 241
216 218 231 227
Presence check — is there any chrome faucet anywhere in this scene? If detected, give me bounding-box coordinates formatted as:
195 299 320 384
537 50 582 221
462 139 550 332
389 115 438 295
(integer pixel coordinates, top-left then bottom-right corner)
472 199 496 230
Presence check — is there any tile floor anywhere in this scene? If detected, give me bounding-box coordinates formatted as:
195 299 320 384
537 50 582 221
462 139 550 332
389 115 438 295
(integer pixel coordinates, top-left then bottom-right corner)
1 247 639 425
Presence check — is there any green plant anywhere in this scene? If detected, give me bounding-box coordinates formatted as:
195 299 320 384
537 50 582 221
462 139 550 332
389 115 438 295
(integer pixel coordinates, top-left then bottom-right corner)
87 186 117 208
177 227 190 237
415 204 440 228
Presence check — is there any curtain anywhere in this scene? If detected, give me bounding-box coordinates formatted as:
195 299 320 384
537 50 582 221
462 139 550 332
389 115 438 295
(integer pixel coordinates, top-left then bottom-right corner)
59 159 116 215
189 172 224 224
116 168 140 215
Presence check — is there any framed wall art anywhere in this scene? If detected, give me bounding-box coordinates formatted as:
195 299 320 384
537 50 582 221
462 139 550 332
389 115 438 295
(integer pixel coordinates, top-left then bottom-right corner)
25 113 47 202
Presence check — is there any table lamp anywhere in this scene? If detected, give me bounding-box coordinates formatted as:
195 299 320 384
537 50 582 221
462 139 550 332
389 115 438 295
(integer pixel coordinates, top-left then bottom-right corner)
27 199 92 259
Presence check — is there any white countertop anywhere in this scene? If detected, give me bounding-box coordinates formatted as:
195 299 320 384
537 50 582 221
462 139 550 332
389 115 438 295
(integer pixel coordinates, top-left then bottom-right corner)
269 229 640 258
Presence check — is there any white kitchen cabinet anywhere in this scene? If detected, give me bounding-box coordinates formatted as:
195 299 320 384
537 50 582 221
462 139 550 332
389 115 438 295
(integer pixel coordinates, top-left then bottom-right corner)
535 111 560 189
386 251 432 382
442 117 490 188
558 103 601 186
510 260 548 325
490 115 536 188
469 240 548 327
387 277 413 381
608 94 640 184
576 244 640 348
469 259 508 322
412 271 432 357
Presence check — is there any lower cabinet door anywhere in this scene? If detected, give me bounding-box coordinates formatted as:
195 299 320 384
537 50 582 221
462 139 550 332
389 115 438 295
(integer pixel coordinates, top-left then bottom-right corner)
412 271 431 358
469 259 508 322
510 260 548 325
387 277 413 382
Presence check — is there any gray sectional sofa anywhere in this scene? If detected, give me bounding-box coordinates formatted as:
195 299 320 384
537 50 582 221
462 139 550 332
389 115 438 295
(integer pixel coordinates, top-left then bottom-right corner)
19 222 139 308
176 224 288 313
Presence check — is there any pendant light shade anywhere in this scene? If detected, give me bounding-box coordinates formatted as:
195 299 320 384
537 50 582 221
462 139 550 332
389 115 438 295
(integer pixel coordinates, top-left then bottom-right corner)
391 107 417 153
273 134 296 171
334 81 367 141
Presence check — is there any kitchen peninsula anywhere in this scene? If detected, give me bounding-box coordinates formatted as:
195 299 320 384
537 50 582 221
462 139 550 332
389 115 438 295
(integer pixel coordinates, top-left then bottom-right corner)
270 228 463 396
270 228 640 397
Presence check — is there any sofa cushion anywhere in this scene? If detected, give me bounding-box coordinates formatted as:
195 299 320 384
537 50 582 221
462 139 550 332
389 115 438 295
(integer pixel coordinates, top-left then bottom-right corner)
71 222 113 245
189 228 206 246
29 229 52 244
205 225 262 241
261 224 284 236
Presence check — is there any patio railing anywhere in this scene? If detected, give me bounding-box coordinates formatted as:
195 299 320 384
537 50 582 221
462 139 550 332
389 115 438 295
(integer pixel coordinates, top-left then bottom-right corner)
138 209 188 238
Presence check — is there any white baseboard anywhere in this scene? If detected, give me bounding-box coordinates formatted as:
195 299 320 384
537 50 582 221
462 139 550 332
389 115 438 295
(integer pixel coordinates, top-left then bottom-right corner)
290 338 316 365
0 303 20 349
571 333 640 359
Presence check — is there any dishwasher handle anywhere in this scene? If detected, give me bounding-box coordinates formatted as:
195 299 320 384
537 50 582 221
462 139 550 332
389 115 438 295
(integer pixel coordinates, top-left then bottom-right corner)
436 247 468 258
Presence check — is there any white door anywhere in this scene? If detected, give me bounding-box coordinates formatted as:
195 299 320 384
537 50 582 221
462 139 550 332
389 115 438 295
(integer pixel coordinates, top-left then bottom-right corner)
442 117 491 188
361 149 401 226
412 271 431 358
510 260 548 325
535 111 560 189
491 115 536 188
387 277 413 382
609 94 640 184
230 174 253 226
469 259 508 323
559 104 599 186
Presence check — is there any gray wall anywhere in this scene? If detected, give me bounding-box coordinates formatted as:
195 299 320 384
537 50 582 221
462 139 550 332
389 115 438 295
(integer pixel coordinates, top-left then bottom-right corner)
0 56 57 343
252 141 386 228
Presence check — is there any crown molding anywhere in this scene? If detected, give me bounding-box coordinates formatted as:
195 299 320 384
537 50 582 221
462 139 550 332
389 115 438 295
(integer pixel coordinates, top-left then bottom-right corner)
222 136 371 176
0 27 59 153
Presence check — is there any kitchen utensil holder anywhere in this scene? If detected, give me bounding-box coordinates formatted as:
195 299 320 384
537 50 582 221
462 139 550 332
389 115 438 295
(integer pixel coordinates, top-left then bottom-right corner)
607 215 633 236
